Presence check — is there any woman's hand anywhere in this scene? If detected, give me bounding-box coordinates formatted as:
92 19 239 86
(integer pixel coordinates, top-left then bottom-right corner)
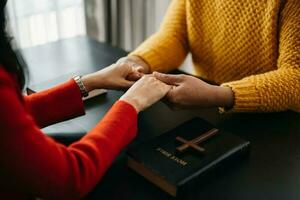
120 75 172 113
116 55 150 80
153 72 234 109
81 63 143 92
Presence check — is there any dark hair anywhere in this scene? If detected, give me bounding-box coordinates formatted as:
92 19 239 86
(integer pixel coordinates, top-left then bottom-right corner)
0 0 27 90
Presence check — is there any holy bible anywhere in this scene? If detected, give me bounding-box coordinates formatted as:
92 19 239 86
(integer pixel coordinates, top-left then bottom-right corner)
127 118 250 197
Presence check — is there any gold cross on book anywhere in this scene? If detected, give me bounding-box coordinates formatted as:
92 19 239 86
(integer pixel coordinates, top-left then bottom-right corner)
176 128 219 154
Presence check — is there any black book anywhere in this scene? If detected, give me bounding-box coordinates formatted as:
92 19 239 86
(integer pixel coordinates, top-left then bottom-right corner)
127 118 250 197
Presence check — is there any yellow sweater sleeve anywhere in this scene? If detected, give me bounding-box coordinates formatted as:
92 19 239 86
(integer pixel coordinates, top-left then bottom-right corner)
129 0 189 73
222 0 300 113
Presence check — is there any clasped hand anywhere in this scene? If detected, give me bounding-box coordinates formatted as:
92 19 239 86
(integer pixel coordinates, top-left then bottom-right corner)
81 62 172 113
153 72 234 110
81 57 234 113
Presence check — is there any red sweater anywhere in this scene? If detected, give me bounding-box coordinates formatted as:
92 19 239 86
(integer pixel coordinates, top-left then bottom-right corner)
0 67 137 199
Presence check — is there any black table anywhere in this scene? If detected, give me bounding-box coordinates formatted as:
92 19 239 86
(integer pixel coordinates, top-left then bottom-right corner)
23 36 300 200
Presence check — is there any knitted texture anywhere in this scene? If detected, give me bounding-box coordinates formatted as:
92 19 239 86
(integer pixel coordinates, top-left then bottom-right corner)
130 0 300 112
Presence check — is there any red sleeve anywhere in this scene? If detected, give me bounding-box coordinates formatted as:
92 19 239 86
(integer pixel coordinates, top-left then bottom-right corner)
24 79 85 128
0 70 137 199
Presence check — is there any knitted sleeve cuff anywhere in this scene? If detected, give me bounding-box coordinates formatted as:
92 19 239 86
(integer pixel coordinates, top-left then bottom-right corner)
219 79 262 113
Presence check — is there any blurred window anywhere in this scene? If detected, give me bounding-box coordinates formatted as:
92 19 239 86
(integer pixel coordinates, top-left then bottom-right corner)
6 0 86 48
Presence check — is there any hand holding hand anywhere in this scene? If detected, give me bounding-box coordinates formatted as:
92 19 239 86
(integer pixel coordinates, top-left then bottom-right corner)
116 55 150 80
153 72 234 109
81 63 143 92
120 75 172 113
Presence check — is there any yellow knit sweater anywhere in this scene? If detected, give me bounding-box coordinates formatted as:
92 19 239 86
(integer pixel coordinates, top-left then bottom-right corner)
130 0 300 112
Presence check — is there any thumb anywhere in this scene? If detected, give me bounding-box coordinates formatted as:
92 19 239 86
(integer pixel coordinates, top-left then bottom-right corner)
127 66 144 81
135 65 145 73
153 72 183 85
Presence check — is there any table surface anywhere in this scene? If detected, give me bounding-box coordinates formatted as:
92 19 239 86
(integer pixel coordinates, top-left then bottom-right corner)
23 36 300 200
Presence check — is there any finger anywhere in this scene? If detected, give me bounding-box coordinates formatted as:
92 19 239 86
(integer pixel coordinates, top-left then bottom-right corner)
121 80 136 88
135 65 145 73
153 72 183 85
127 73 144 81
166 86 177 98
161 83 174 94
126 67 144 78
161 96 182 111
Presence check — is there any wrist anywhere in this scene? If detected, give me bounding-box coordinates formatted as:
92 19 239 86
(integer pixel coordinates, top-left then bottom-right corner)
73 75 90 97
81 74 101 93
119 95 141 113
213 86 234 108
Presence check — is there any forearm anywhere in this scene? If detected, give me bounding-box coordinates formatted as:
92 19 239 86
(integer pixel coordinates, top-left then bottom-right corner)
25 79 85 128
1 95 137 199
